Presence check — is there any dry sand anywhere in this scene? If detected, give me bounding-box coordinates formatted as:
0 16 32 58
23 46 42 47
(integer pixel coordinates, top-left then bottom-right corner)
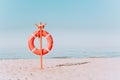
0 58 120 80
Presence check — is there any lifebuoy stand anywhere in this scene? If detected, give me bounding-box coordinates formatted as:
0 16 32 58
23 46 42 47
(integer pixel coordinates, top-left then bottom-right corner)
36 22 44 69
28 22 53 70
40 23 43 69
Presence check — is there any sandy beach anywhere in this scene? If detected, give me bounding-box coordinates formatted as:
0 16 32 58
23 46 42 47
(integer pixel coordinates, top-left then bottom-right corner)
0 58 120 80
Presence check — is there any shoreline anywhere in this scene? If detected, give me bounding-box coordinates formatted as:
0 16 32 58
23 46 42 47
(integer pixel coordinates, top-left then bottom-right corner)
0 56 120 60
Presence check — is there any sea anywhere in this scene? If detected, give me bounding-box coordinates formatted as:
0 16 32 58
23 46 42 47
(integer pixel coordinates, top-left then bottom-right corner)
0 48 120 59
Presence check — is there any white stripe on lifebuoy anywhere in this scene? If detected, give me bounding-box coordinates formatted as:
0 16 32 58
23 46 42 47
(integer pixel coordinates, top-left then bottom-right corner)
45 34 50 39
32 34 36 38
45 48 50 52
32 48 37 52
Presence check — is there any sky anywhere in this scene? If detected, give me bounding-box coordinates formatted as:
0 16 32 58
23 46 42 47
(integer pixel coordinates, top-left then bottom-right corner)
0 0 120 56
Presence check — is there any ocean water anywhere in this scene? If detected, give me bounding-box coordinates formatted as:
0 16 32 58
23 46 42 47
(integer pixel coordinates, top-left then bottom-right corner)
0 48 120 59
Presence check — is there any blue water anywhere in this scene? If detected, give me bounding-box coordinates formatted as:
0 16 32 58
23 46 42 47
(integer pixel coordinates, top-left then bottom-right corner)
0 48 120 59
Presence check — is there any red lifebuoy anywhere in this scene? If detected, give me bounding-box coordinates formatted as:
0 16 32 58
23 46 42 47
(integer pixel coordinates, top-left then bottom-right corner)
28 30 53 55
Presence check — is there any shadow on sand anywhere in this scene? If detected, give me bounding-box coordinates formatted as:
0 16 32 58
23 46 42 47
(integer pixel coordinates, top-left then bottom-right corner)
56 62 90 67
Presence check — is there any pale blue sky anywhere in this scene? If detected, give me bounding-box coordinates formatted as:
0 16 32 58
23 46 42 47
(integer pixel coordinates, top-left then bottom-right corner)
0 0 120 55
